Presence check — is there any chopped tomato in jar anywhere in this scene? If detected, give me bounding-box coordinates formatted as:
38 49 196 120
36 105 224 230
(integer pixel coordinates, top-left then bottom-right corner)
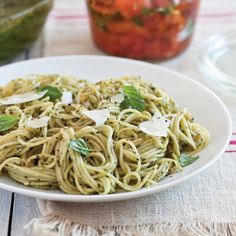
87 0 200 60
114 0 152 19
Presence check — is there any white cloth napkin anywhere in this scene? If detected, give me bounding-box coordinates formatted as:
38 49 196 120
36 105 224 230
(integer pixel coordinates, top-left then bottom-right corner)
25 0 236 235
27 153 236 235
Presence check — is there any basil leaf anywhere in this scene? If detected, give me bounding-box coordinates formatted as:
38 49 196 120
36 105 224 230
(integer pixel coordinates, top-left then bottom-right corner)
120 85 145 112
94 16 108 31
0 115 18 132
179 153 199 167
68 138 91 156
142 8 153 16
157 7 173 15
133 16 144 26
39 86 63 101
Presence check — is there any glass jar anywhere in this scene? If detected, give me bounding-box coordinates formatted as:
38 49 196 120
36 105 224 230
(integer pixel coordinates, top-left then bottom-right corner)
0 0 53 62
87 0 200 60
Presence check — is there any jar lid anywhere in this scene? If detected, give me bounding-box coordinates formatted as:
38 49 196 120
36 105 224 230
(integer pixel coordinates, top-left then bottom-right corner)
198 31 236 94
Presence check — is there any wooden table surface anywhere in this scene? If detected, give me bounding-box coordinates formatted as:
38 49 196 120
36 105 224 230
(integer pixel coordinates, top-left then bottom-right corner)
0 38 43 236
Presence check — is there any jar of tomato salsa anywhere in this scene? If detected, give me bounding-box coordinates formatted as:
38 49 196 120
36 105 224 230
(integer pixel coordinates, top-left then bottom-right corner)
87 0 200 60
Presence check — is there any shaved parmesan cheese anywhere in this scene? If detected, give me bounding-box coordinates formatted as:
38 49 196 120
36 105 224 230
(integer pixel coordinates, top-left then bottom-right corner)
61 91 73 105
0 91 47 105
77 82 85 88
25 116 50 128
139 111 171 137
153 110 163 119
82 109 110 126
153 111 171 126
32 80 40 89
111 93 124 103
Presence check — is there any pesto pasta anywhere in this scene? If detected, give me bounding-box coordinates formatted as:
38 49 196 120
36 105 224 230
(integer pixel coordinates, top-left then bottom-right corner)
0 75 209 194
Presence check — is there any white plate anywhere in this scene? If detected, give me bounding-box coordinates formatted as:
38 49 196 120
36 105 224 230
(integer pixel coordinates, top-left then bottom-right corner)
0 56 232 202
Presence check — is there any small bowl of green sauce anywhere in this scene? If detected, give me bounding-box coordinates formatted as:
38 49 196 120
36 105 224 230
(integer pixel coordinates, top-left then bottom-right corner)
0 0 53 62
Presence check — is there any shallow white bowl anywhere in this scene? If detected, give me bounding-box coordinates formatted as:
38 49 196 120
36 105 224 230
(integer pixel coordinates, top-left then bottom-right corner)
0 56 232 202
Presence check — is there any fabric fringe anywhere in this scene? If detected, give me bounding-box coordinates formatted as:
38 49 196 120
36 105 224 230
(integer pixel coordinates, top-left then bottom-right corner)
24 215 236 236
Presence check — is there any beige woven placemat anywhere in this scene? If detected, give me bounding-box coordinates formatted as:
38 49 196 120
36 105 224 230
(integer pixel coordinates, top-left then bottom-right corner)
25 154 236 235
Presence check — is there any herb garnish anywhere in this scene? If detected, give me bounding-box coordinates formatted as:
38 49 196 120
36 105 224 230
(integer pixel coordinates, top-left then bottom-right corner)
120 85 145 112
94 14 107 31
142 8 153 16
0 115 18 132
133 16 144 26
157 7 173 15
39 86 63 101
68 138 91 156
179 153 199 167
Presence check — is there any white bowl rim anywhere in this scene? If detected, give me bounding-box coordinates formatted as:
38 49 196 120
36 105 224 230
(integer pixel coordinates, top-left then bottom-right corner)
0 55 232 202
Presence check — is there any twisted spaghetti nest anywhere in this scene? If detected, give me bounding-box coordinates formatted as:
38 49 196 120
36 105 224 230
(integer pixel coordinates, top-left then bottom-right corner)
0 75 209 194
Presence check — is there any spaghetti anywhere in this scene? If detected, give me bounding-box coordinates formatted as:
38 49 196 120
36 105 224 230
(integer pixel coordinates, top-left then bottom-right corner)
0 75 209 194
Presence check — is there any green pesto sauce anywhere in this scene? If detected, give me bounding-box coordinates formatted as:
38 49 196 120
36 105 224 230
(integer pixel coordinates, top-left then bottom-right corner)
0 0 53 62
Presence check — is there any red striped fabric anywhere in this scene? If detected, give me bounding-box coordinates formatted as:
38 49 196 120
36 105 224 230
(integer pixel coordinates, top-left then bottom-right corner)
226 133 236 153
